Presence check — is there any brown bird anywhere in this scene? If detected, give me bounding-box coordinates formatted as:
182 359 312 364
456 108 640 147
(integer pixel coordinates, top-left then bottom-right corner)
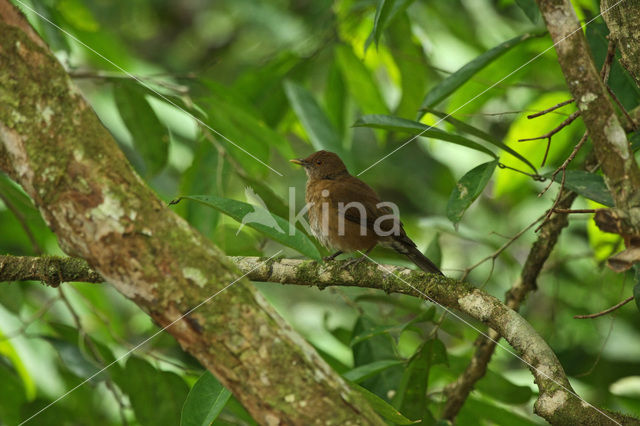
290 150 443 276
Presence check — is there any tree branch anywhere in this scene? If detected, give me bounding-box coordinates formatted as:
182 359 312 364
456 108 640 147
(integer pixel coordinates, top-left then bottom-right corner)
536 0 640 235
441 190 578 421
0 3 383 423
1 255 638 425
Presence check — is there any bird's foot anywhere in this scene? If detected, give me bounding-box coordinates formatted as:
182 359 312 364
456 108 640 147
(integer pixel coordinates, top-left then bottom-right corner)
341 256 367 270
323 251 343 262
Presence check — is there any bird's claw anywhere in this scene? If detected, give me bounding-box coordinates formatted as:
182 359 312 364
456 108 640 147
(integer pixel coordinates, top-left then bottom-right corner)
341 256 367 270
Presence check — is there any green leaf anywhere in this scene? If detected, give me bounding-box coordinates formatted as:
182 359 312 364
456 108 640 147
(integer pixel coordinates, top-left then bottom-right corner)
335 45 389 115
424 108 537 172
354 115 498 159
284 80 352 169
353 384 419 425
43 323 118 384
515 0 540 23
351 316 402 400
0 363 26 426
366 0 417 51
475 370 533 404
387 12 429 118
351 324 399 346
370 0 394 49
181 371 232 426
173 195 321 260
115 357 189 426
463 397 539 426
200 81 294 170
446 161 498 225
343 360 405 383
420 31 545 110
393 339 447 422
548 170 614 207
630 131 640 152
113 81 169 176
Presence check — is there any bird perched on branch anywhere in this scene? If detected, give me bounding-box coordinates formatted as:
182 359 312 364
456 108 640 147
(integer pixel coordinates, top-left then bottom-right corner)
290 150 443 276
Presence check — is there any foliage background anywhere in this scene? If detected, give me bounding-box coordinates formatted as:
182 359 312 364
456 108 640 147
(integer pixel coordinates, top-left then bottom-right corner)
1 0 639 424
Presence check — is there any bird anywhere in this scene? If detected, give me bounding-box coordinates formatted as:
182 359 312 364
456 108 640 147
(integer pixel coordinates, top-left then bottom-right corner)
290 150 444 276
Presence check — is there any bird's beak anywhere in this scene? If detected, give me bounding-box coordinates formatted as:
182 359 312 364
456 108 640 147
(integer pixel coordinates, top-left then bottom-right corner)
289 158 306 166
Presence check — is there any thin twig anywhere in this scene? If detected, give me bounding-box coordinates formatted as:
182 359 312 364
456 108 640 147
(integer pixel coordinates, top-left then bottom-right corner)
574 296 634 319
600 39 616 83
519 111 581 167
460 214 544 281
497 163 545 181
607 85 638 131
527 98 575 119
539 132 589 197
551 208 599 214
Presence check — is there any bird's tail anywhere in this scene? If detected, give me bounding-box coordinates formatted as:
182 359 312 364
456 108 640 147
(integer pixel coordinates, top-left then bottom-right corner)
403 244 444 276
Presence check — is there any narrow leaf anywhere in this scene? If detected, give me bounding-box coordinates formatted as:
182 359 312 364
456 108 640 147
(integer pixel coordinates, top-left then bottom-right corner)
354 114 497 159
366 0 417 50
115 357 189 426
393 339 446 422
350 324 399 346
335 45 389 115
173 195 321 260
424 108 537 172
343 360 405 383
113 82 169 176
515 0 540 23
284 80 351 168
420 31 545 109
181 372 232 426
549 170 614 207
447 161 498 225
354 385 419 425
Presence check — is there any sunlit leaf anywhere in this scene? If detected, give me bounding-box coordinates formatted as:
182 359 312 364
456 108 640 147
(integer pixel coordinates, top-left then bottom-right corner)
335 45 389 115
424 108 537 172
420 31 545 110
172 195 321 260
447 160 498 225
354 114 498 158
181 371 232 426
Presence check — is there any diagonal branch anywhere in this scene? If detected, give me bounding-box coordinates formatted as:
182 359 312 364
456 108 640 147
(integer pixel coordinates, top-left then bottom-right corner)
537 0 640 234
0 3 383 423
1 254 638 425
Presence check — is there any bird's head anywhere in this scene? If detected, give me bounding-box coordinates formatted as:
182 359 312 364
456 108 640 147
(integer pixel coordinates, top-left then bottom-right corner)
290 150 349 180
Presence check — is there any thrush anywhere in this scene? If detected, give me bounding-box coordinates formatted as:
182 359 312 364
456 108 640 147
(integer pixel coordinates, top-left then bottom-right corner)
290 150 443 276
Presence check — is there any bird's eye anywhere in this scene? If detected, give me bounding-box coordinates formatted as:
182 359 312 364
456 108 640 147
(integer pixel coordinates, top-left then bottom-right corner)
316 160 322 165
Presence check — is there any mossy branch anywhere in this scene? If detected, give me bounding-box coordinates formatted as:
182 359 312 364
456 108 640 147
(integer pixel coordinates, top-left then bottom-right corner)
1 254 637 425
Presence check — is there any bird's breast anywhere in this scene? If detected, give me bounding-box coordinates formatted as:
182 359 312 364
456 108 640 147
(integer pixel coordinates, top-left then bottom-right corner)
305 180 378 252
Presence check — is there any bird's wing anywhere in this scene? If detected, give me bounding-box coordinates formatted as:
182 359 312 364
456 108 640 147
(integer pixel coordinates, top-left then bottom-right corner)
327 176 399 232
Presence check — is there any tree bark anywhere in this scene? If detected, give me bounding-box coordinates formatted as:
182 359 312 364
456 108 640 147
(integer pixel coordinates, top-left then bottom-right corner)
2 255 639 425
537 0 640 234
0 2 384 424
601 0 640 87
